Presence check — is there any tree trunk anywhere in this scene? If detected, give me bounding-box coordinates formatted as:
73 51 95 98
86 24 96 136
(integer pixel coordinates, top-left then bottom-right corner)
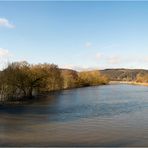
29 87 33 98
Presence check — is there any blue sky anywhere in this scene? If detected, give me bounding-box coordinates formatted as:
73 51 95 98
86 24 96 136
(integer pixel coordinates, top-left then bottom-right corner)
0 1 148 70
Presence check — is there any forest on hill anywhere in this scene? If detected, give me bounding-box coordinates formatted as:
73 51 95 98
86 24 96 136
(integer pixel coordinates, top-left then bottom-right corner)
100 68 148 82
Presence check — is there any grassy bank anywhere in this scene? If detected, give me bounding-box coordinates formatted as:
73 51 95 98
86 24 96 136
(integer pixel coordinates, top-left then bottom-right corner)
110 81 148 86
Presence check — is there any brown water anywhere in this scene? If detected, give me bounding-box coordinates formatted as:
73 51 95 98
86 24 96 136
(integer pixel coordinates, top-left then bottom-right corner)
0 84 148 146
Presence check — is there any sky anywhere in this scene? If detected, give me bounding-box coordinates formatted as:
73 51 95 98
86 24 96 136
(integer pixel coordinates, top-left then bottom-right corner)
0 1 148 70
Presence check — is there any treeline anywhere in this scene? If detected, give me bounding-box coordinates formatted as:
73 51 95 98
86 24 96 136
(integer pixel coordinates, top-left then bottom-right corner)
101 68 148 81
0 61 109 101
61 69 109 89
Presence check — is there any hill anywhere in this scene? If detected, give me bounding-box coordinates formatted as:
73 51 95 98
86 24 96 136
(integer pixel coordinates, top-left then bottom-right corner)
61 68 148 82
100 68 148 81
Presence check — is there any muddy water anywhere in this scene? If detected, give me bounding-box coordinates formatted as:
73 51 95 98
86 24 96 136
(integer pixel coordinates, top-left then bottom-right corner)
0 84 148 146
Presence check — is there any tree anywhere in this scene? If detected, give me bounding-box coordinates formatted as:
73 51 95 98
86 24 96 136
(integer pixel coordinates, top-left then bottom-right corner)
61 69 78 89
78 70 109 86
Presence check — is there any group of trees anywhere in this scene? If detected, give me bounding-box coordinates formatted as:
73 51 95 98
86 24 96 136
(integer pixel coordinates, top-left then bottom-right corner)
0 61 109 101
61 69 109 89
136 73 148 83
78 71 109 86
0 62 63 101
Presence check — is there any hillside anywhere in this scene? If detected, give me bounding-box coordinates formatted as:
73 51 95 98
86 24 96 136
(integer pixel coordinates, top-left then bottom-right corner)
100 68 148 81
61 68 148 82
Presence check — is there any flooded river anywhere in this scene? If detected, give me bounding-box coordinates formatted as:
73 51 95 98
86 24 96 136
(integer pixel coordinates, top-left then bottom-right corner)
0 84 148 146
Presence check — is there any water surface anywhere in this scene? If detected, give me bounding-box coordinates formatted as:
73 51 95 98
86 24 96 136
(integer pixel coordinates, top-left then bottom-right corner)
0 84 148 146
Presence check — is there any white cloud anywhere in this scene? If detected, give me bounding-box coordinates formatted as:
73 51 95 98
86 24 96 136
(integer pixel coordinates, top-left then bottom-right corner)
142 57 148 62
0 18 15 28
76 66 99 71
85 42 92 48
107 56 121 64
61 64 74 69
61 64 82 71
95 53 102 60
0 48 11 57
60 64 100 71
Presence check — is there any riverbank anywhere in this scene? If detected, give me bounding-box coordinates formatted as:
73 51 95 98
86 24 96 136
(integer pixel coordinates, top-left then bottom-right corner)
0 83 109 104
110 81 148 86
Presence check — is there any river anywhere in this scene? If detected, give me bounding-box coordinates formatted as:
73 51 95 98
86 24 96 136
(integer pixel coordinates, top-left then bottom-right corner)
0 84 148 146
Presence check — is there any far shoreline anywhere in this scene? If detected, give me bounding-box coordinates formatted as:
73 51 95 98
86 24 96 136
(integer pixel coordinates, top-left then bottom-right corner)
109 81 148 86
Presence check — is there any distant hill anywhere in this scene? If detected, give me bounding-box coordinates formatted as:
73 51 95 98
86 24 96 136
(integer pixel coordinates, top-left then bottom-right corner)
60 68 77 74
61 68 148 82
100 68 148 81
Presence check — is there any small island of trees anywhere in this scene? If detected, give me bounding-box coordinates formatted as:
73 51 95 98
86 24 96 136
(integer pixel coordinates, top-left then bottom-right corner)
0 61 109 102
